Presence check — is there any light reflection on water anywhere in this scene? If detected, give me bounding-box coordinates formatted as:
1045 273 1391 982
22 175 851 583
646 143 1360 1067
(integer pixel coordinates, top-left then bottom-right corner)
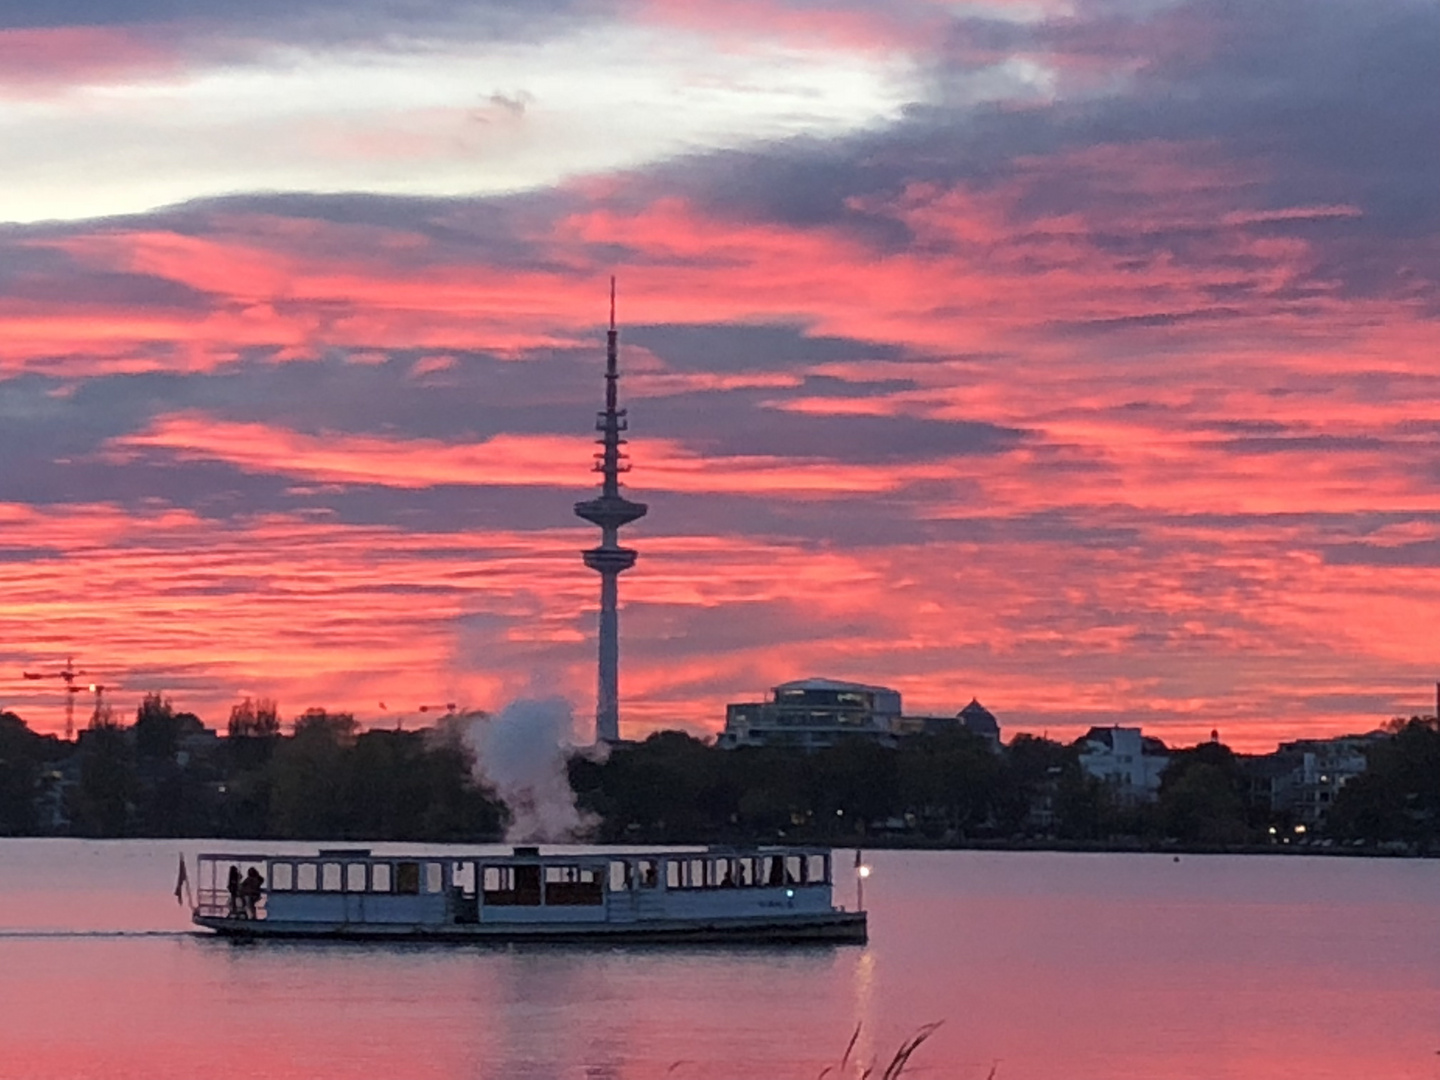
1 840 1439 1080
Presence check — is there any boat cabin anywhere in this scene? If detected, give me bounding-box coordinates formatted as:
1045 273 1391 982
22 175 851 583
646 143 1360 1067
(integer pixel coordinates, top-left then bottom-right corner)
194 846 838 929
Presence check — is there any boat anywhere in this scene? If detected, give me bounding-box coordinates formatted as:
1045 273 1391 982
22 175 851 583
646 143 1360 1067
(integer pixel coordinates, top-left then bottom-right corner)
187 845 868 944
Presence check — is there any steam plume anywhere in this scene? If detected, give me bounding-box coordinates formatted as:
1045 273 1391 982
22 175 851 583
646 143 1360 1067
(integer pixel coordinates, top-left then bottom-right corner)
463 697 598 843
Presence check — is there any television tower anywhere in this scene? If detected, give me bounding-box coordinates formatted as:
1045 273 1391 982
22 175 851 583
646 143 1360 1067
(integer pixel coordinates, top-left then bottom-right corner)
574 279 647 744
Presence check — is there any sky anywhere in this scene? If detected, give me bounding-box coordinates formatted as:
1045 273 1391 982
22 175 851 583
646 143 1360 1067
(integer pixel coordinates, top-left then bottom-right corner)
0 0 1436 751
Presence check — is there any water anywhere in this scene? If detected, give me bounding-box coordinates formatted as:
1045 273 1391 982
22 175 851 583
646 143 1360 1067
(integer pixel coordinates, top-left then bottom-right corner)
1 840 1439 1080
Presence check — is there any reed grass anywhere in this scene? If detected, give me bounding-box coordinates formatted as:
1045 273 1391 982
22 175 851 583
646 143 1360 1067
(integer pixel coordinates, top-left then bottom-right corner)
816 1021 947 1079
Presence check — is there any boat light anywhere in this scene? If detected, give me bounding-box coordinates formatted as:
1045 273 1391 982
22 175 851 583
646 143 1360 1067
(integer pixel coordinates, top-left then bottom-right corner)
858 865 872 879
785 889 795 899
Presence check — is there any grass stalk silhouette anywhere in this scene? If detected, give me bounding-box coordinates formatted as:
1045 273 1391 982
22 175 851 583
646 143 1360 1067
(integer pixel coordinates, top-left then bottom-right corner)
817 1021 944 1079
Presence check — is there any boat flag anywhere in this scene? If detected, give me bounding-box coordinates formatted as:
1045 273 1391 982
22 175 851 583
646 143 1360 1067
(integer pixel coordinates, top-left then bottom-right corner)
174 853 192 907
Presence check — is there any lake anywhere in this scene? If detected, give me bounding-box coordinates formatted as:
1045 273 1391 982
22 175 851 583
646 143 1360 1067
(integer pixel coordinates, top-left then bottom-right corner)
1 840 1438 1079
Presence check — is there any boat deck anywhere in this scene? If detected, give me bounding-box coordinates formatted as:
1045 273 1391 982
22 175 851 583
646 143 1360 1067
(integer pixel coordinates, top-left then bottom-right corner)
190 846 867 945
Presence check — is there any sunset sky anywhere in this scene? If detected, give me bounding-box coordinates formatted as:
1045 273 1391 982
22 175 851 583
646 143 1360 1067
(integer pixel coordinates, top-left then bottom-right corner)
0 0 1435 750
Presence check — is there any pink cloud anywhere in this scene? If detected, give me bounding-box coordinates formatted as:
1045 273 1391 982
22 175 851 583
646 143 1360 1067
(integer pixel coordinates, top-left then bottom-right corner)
0 28 184 91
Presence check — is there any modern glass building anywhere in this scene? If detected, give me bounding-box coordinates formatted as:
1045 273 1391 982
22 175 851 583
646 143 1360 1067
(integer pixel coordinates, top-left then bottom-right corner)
717 678 902 750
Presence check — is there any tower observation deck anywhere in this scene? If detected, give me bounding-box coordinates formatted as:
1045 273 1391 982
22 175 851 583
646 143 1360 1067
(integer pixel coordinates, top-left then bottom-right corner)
574 280 647 744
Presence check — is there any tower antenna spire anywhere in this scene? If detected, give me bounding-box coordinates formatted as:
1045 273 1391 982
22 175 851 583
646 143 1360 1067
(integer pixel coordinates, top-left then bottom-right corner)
574 278 647 744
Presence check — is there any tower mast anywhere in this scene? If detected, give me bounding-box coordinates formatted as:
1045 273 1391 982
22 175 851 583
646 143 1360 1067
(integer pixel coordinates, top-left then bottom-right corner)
574 279 647 743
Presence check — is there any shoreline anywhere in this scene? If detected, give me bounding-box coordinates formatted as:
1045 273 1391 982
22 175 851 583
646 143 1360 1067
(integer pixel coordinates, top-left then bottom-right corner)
0 833 1432 859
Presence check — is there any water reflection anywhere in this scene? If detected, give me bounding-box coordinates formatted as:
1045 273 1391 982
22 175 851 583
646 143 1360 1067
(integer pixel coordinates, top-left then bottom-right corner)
2 841 1439 1079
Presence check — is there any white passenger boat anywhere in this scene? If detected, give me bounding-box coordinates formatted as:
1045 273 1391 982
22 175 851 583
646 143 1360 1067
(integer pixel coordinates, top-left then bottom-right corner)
188 845 867 944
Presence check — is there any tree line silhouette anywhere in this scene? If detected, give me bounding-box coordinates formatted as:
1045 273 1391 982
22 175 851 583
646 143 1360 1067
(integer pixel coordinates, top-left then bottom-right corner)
2 694 1438 851
0 694 503 840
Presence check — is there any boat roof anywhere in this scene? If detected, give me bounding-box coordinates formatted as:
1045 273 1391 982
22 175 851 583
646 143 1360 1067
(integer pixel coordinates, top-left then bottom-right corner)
197 844 840 862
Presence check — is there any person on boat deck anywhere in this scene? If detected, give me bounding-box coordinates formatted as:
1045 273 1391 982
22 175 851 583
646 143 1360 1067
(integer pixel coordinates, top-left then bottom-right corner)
226 865 242 917
240 867 264 919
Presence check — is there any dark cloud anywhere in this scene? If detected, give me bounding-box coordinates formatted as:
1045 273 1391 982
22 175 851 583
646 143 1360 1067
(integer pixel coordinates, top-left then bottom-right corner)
627 323 908 373
627 599 862 660
1217 434 1394 455
648 401 1023 463
0 546 64 562
133 191 570 272
615 0 1440 304
1322 539 1440 568
0 240 213 308
1298 691 1415 719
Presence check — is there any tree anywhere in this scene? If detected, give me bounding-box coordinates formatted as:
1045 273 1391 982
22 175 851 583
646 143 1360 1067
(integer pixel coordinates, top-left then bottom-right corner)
1328 719 1440 846
812 738 903 835
344 729 504 841
1157 741 1250 844
71 712 136 837
1001 734 1082 836
0 711 53 835
896 731 1001 839
134 692 180 759
267 710 357 838
226 698 282 775
228 697 280 739
292 708 357 741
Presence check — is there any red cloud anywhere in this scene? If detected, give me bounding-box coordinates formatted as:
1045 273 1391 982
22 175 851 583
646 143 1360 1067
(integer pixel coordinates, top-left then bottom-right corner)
0 130 1434 748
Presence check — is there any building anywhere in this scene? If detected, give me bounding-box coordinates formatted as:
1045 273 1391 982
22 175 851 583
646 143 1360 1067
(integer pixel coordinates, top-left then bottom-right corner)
1076 726 1170 805
893 698 1003 750
718 678 902 750
958 699 1001 749
1247 733 1381 826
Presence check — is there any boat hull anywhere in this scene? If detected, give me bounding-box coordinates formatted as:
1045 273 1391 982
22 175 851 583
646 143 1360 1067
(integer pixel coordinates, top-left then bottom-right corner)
193 909 867 945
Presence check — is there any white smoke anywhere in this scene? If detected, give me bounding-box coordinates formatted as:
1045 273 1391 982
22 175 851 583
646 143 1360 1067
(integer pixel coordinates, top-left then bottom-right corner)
462 697 600 843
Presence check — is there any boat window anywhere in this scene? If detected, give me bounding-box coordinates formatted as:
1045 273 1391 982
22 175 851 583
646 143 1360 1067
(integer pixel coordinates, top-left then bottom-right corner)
396 861 421 895
322 863 343 892
635 859 658 888
424 863 443 894
808 854 828 884
608 861 630 892
346 863 366 893
762 856 784 887
371 863 392 893
270 862 294 892
483 864 541 906
688 858 706 889
785 856 803 885
296 862 318 891
665 860 681 889
452 862 476 897
544 864 603 906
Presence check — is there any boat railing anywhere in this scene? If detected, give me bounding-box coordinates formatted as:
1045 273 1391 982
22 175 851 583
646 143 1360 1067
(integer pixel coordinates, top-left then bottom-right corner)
194 854 271 921
195 887 269 921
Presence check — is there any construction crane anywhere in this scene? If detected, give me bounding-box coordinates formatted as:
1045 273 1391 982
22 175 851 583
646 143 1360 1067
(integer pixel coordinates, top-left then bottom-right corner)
378 702 458 731
22 657 86 740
